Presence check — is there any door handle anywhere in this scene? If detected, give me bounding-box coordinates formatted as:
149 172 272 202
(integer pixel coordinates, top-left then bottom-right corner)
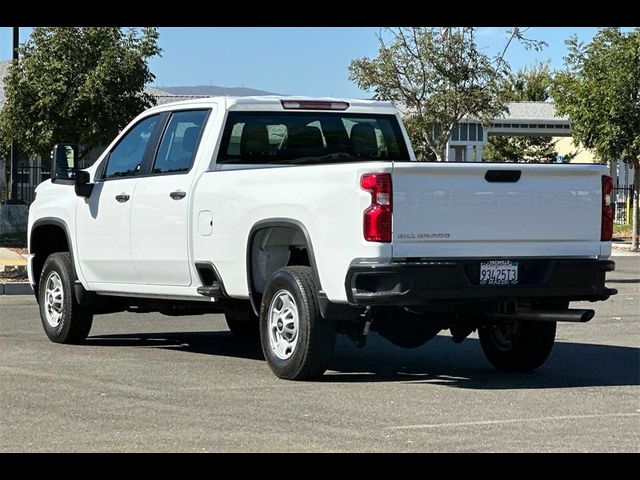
170 190 187 200
115 194 130 203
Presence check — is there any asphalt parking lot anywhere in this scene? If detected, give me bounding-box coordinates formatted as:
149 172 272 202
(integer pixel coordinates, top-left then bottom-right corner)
1 256 638 452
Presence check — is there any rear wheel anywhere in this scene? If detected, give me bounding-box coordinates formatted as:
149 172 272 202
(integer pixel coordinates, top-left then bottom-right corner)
259 266 336 380
479 320 556 371
38 252 93 344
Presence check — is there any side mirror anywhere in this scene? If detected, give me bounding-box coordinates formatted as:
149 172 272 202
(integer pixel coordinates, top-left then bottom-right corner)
51 144 78 185
74 170 94 198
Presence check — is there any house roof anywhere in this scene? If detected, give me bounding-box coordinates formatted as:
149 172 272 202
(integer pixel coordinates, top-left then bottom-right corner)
143 86 205 105
500 101 568 122
401 100 568 124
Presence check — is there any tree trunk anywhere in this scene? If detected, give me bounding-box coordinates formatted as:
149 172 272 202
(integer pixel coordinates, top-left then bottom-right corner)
632 157 639 251
429 145 444 162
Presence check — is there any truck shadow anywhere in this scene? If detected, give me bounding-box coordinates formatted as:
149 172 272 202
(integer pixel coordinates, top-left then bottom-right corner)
85 332 639 390
86 331 266 360
326 335 640 389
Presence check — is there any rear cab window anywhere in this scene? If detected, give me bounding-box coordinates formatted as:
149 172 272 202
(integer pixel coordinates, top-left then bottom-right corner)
217 112 410 165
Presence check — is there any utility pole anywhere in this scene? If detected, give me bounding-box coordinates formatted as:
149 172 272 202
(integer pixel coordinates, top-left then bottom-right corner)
9 27 19 203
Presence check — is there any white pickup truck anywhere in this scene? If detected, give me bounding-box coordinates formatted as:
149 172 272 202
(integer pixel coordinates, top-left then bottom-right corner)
28 96 617 380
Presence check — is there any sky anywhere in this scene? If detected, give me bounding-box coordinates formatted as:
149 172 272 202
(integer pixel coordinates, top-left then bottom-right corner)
0 27 604 98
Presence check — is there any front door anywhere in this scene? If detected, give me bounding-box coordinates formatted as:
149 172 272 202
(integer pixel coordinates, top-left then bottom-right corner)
76 114 161 284
130 109 210 286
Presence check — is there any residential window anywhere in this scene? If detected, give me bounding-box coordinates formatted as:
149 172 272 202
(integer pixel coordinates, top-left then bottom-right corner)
451 124 460 141
469 123 477 141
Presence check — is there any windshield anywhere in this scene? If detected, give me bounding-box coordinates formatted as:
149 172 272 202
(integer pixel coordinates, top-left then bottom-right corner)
217 111 410 165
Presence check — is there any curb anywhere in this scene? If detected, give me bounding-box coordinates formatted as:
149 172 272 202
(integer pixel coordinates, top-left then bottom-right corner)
0 283 33 295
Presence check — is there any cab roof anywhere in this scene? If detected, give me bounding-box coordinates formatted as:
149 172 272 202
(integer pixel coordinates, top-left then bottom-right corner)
143 95 398 115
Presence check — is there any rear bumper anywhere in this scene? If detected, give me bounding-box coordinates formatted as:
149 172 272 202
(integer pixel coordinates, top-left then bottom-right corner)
345 258 617 305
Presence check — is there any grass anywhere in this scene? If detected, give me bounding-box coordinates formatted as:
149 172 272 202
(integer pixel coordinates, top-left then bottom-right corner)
0 232 27 248
613 224 633 239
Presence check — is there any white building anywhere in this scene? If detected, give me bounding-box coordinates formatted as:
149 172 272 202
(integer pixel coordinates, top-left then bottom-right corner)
403 100 633 189
446 101 571 162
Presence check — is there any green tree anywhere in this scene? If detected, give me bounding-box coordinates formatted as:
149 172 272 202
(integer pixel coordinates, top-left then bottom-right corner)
348 27 545 161
0 27 161 162
484 135 560 163
484 62 569 163
551 28 640 250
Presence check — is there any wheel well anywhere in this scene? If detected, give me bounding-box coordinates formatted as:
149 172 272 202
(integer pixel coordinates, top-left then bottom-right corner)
249 226 311 296
30 223 70 294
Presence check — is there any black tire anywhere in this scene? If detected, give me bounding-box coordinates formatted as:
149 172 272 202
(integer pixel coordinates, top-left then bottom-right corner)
38 252 93 344
259 266 336 380
479 320 556 371
225 301 259 339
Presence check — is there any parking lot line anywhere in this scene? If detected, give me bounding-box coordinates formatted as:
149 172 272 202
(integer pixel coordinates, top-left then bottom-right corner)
389 412 640 430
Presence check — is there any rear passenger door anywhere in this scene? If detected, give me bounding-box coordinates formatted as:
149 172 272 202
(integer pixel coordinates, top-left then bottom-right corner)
130 109 210 286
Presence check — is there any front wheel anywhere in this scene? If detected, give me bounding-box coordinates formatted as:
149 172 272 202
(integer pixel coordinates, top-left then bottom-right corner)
259 266 336 380
38 252 93 344
479 320 556 371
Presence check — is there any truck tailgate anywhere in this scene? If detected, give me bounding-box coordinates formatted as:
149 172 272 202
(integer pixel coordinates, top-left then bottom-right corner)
391 163 606 259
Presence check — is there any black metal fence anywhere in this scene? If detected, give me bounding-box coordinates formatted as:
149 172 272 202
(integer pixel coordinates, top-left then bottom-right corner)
612 186 634 225
10 165 50 205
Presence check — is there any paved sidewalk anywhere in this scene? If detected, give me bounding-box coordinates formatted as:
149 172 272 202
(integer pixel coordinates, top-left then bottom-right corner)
611 239 640 256
0 247 29 295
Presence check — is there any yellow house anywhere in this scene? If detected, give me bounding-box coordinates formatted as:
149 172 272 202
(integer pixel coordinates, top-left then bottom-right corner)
554 136 598 164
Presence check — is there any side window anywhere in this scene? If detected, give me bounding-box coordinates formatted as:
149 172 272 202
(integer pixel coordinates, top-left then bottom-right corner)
104 115 159 179
153 110 209 174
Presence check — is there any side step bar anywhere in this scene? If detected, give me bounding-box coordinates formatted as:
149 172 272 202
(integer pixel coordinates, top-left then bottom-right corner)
197 283 224 299
488 308 595 323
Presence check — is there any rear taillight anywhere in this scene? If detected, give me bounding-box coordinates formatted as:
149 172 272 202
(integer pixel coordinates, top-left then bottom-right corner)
361 173 392 242
601 175 613 241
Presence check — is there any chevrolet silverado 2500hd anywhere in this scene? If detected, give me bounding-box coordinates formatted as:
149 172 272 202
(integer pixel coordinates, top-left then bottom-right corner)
28 96 617 380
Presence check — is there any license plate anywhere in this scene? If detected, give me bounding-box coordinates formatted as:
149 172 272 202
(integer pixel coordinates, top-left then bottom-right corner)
480 260 518 285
